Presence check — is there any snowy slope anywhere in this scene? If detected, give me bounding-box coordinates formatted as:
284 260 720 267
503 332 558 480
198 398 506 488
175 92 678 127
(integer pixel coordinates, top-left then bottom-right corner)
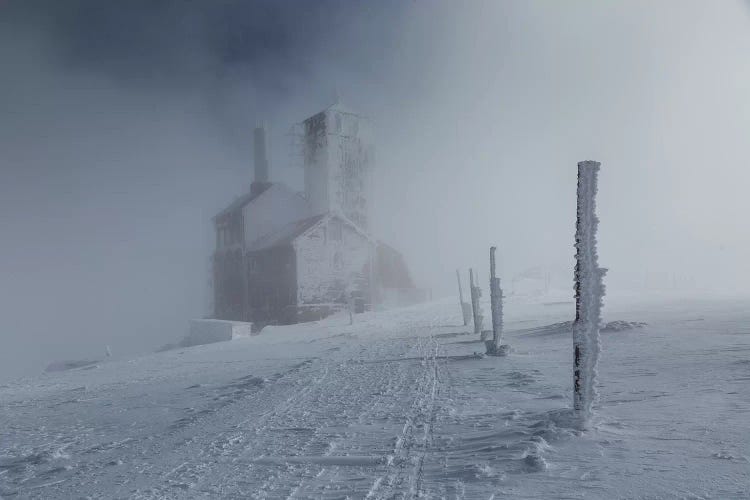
1 294 748 498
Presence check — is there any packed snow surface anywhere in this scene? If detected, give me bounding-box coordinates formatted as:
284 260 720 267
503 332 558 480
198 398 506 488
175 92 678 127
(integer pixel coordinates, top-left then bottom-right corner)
1 293 749 498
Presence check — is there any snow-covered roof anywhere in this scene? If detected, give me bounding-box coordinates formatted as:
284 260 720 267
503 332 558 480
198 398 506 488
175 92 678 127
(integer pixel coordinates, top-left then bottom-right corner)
214 191 261 221
301 101 364 124
247 214 327 252
247 212 372 252
214 183 306 221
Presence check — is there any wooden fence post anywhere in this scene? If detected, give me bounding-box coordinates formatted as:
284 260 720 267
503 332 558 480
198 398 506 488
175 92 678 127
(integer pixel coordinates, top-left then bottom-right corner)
469 268 483 335
573 160 607 426
486 246 508 355
457 269 467 326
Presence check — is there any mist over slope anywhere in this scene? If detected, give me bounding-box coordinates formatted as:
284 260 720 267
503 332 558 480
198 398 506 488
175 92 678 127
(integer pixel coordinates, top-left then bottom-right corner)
2 1 750 381
1 294 748 497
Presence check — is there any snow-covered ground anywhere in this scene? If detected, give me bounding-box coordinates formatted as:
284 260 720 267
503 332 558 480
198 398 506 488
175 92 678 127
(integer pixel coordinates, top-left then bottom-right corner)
1 293 748 498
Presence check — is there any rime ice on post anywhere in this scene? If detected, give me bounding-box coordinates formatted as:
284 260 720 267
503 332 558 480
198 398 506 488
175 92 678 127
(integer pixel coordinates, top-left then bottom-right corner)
347 291 354 325
485 246 509 356
573 160 607 426
457 269 468 326
469 268 484 335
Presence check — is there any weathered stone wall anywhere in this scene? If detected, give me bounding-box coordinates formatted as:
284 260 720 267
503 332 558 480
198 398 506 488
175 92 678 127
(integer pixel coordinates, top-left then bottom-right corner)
303 111 330 216
303 108 373 229
246 246 297 324
294 218 372 307
213 248 245 321
326 110 372 230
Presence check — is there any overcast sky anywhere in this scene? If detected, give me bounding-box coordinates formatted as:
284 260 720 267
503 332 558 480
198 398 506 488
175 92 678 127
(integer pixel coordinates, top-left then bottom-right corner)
2 1 750 381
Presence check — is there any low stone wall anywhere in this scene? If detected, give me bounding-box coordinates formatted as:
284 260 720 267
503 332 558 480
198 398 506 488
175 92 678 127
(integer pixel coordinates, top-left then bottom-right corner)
183 319 254 347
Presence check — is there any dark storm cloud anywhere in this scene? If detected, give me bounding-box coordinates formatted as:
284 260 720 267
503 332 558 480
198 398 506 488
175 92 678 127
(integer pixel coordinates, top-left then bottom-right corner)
1 0 410 160
2 0 402 91
0 0 380 379
0 0 417 382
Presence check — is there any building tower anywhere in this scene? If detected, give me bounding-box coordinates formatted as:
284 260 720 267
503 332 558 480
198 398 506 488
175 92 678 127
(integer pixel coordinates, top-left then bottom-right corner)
302 103 373 230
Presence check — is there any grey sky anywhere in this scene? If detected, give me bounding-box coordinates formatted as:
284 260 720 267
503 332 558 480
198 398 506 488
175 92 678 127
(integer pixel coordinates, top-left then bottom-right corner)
1 1 749 380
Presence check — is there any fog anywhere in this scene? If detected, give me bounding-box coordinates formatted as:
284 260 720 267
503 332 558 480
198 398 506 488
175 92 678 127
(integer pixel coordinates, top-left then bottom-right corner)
1 0 749 381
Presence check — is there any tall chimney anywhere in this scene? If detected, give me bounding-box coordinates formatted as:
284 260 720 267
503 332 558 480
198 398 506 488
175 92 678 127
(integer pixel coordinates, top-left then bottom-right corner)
251 126 271 196
253 126 269 183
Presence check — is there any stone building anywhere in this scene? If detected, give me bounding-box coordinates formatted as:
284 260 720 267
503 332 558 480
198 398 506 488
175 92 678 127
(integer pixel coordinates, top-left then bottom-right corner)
212 104 417 325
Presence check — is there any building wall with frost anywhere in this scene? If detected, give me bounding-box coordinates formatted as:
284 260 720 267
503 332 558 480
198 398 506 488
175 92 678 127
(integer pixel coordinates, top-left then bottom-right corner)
212 103 419 326
303 104 373 230
294 216 372 306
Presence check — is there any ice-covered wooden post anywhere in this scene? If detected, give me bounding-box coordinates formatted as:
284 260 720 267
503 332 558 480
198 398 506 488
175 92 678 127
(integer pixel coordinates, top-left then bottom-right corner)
348 293 354 325
456 269 467 326
489 247 501 344
573 160 607 426
485 246 508 356
469 268 483 335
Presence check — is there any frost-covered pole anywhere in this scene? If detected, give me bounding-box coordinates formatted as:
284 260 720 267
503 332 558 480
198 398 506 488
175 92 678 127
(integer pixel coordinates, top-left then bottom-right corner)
348 293 354 325
485 247 508 356
457 269 467 326
469 268 477 332
469 268 483 335
489 247 503 348
369 246 377 311
573 160 607 426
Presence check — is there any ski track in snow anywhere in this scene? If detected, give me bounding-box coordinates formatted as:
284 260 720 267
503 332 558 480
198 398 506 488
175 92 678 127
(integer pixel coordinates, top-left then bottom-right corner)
1 295 749 499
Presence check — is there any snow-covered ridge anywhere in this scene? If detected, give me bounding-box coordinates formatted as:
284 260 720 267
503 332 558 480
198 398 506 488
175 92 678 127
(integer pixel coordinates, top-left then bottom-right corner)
1 296 748 498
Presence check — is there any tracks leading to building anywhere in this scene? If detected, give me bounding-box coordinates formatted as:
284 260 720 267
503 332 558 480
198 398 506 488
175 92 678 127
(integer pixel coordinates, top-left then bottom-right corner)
136 333 446 499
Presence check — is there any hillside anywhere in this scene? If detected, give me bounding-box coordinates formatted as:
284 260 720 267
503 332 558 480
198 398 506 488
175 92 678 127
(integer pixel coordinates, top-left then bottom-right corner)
1 294 748 498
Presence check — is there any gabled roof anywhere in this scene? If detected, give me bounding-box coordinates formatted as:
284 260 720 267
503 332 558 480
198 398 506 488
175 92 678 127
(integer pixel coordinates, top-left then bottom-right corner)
214 191 259 220
247 212 372 252
247 214 326 252
214 183 305 221
302 101 363 123
331 211 373 243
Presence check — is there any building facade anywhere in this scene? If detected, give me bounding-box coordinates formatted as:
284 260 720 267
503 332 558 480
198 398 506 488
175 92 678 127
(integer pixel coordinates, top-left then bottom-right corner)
303 103 373 230
212 104 415 326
